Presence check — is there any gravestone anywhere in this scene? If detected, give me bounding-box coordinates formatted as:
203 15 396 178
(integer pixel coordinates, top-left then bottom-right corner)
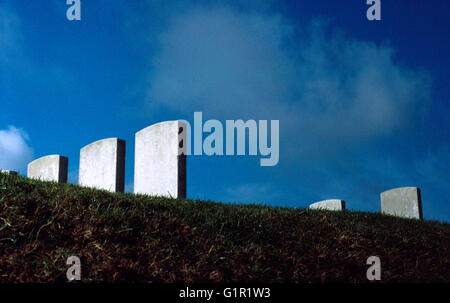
380 187 423 220
27 155 68 183
134 121 187 198
79 138 126 192
1 170 18 175
309 199 346 211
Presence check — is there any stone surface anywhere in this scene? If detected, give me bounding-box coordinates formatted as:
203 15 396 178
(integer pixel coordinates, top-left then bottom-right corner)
27 155 68 183
380 187 423 220
79 138 126 192
134 121 187 198
1 170 18 175
309 199 346 211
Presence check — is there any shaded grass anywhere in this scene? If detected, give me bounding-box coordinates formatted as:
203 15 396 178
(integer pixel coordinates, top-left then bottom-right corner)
0 172 449 282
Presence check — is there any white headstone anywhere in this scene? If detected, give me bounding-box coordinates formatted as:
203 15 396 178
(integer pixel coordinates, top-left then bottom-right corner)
134 121 187 198
79 138 126 192
380 187 423 220
27 155 68 183
309 199 346 211
1 170 18 175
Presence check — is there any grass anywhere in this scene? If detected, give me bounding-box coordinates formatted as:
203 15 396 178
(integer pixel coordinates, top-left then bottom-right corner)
0 172 449 282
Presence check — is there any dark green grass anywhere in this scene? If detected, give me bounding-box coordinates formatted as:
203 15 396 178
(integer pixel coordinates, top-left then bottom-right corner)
0 172 449 282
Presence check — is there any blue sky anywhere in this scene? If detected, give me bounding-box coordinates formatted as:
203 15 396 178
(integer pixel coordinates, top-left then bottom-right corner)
1 0 449 222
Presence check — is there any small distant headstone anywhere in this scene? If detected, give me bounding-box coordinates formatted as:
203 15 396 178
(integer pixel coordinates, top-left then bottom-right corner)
134 121 187 198
380 187 423 220
27 155 68 183
79 138 126 192
309 199 346 211
1 170 18 175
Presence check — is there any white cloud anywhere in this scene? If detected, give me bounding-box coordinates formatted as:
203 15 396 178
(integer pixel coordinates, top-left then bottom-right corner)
147 6 431 157
148 6 294 120
0 126 34 173
295 22 430 142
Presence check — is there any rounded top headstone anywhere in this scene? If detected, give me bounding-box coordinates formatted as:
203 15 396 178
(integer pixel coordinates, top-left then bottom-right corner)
28 155 66 166
27 154 68 183
309 199 346 211
80 138 123 151
380 187 422 220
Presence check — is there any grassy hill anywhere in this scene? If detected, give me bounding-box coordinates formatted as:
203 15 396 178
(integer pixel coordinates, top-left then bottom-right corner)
0 172 449 283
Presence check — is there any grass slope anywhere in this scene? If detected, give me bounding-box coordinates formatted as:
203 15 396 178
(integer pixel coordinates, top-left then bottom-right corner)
0 172 449 282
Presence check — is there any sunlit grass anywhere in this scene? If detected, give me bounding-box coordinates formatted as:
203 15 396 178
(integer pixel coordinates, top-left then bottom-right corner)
1 172 449 282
